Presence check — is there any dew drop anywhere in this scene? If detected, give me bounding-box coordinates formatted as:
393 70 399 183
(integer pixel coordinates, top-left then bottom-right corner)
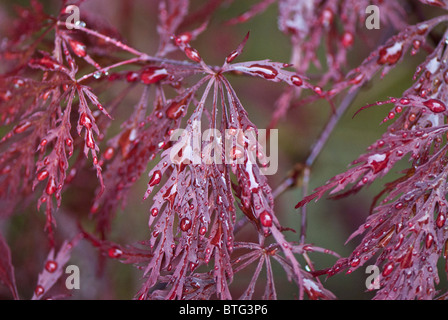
108 247 123 258
86 130 95 149
14 121 32 134
35 285 44 297
226 50 239 64
103 147 115 160
412 40 421 50
382 262 394 276
423 98 446 113
74 20 86 28
45 177 57 195
93 71 102 79
148 170 162 187
313 86 323 95
425 0 445 7
229 146 244 160
319 8 333 27
45 260 58 273
425 233 434 249
166 98 188 120
290 75 303 86
436 212 446 228
399 98 410 105
68 39 87 58
126 71 139 82
350 73 364 85
180 217 192 232
184 47 201 63
247 64 278 80
377 42 403 66
341 31 354 48
174 32 192 45
368 153 389 174
140 66 168 84
395 202 403 210
79 113 92 129
259 211 273 227
37 170 49 181
350 257 360 267
13 79 25 88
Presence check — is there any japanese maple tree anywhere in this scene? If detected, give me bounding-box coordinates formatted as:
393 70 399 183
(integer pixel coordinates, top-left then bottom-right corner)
0 0 448 300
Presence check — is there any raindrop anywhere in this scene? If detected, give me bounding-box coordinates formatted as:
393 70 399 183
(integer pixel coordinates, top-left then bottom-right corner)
148 170 162 187
290 75 303 87
35 285 45 297
382 262 394 276
37 170 49 181
45 260 58 273
45 177 57 195
180 218 192 232
140 67 168 84
259 211 273 227
423 99 446 113
377 42 403 66
108 247 123 258
68 39 86 58
93 71 102 79
247 64 278 80
184 47 201 63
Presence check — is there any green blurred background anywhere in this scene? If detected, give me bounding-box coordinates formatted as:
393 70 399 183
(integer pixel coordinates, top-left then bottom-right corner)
0 0 446 300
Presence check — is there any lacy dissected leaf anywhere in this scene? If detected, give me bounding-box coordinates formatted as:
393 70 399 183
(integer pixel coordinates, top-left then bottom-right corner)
232 241 337 300
334 16 445 95
135 37 331 298
32 234 81 300
418 0 448 9
81 230 154 266
297 15 448 209
299 14 448 299
0 233 19 300
326 153 448 299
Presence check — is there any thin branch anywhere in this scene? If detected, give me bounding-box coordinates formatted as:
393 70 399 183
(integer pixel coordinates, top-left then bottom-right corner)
299 88 360 243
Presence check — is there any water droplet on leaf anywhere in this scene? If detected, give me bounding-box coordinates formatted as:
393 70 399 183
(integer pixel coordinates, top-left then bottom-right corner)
377 42 403 66
423 99 446 113
259 211 273 227
247 64 278 79
140 67 168 84
45 260 58 273
148 170 162 187
180 218 192 232
108 247 123 258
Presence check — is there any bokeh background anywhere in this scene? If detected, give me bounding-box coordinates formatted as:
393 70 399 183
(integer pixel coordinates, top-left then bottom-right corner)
0 0 447 300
